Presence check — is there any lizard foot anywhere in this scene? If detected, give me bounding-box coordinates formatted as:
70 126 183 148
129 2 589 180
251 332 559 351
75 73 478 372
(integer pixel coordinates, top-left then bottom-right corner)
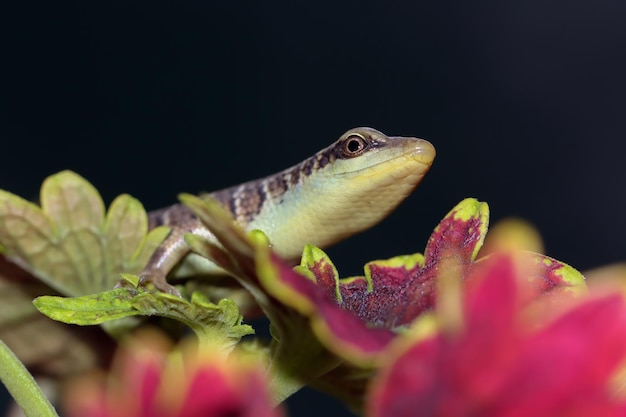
137 271 182 297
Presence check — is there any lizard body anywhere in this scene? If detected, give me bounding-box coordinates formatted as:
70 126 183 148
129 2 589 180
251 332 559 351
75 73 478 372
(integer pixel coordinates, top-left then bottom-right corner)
141 127 435 293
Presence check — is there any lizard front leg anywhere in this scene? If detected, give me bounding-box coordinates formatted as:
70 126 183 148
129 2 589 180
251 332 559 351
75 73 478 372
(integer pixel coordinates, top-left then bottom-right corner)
138 226 191 296
136 204 201 296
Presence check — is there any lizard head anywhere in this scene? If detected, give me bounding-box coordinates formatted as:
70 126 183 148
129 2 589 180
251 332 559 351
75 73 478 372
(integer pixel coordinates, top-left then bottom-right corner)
258 127 435 260
323 127 435 180
309 126 436 234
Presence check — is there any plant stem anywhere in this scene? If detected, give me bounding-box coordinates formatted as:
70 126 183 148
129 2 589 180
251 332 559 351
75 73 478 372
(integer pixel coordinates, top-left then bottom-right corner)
0 340 59 417
269 369 308 405
268 333 343 405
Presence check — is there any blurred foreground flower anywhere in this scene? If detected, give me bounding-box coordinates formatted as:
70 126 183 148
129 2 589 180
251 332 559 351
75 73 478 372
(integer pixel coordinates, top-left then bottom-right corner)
64 331 283 417
368 253 626 417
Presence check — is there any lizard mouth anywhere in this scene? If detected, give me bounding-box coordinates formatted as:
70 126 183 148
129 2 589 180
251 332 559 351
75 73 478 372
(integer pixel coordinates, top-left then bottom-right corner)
403 138 436 166
340 137 436 176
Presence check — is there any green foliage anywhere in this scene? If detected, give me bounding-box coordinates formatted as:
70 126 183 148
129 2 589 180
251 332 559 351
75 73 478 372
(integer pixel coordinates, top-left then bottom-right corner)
0 170 169 296
34 274 253 352
0 170 602 417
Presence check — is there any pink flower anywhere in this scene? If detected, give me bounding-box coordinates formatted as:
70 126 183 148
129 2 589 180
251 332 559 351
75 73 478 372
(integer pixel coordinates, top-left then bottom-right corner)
65 332 282 417
368 253 626 417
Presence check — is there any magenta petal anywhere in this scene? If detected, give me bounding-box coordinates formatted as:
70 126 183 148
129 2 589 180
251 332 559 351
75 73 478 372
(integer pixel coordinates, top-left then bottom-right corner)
175 368 238 417
339 256 431 328
368 254 626 417
424 199 489 266
261 199 492 359
315 199 488 329
463 255 520 333
262 252 396 358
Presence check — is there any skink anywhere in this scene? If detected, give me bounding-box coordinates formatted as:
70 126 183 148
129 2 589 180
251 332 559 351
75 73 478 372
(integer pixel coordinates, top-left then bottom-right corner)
141 127 436 294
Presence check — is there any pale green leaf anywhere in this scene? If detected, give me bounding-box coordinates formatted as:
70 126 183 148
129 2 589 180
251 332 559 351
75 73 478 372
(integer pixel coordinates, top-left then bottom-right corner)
0 170 166 296
34 274 254 352
33 288 139 324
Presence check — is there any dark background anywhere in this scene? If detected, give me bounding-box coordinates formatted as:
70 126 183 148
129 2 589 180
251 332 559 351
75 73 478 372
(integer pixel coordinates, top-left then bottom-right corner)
2 1 626 416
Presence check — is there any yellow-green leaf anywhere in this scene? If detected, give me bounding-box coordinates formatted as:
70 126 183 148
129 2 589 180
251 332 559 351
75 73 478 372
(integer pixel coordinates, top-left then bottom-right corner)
33 276 254 352
0 170 166 296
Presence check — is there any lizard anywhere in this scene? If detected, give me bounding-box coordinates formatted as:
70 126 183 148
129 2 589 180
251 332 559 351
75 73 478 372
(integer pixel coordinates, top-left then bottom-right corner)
140 127 436 295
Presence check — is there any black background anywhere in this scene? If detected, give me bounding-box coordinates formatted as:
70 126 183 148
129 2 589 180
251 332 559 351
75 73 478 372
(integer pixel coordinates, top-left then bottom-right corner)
2 1 626 416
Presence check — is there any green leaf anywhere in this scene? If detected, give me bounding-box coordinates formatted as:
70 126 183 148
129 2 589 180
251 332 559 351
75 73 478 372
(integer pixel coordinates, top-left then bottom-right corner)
33 274 254 352
0 170 168 296
0 171 169 376
33 288 139 324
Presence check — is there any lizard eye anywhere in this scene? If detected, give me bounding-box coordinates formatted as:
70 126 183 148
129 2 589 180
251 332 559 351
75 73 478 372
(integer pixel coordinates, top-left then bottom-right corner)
341 134 368 158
